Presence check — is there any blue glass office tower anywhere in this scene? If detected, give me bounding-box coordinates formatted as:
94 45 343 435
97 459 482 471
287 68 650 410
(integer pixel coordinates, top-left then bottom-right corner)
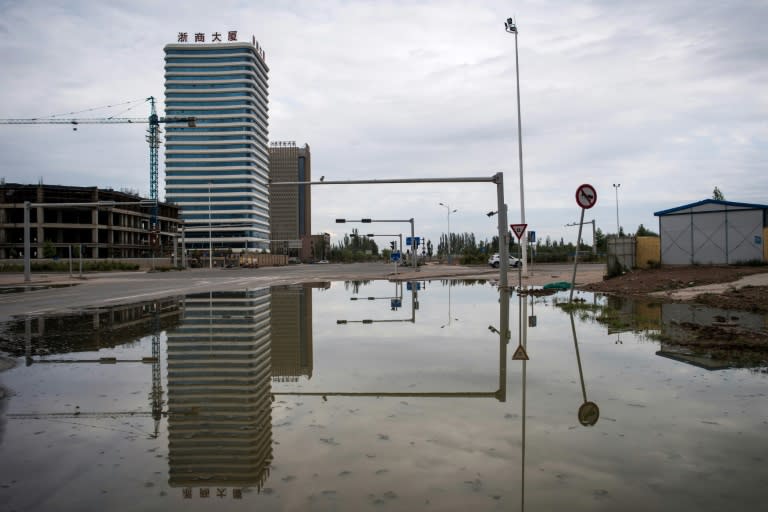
164 39 270 252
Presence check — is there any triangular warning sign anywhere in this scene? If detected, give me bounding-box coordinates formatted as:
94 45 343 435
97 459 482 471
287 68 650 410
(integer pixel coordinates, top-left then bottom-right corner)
510 223 528 240
512 344 529 360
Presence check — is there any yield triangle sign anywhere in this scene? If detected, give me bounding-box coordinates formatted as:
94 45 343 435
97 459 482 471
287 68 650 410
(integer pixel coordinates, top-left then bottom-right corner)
512 344 529 360
510 223 528 240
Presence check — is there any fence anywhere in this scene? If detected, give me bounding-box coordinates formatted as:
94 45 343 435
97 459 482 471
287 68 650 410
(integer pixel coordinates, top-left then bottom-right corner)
635 236 661 268
607 236 635 273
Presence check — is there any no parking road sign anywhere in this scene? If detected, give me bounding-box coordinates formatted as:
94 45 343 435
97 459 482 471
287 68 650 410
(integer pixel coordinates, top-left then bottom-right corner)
575 184 597 209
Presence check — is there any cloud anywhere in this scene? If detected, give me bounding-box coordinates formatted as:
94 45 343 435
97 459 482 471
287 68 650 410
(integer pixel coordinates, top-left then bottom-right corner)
0 0 765 245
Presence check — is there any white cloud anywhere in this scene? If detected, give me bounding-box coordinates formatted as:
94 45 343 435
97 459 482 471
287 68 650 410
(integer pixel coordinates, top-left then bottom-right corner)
0 0 765 246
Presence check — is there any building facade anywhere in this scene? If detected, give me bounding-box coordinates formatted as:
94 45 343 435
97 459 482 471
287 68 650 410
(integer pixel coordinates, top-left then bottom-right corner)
0 183 180 259
164 37 270 253
268 142 311 260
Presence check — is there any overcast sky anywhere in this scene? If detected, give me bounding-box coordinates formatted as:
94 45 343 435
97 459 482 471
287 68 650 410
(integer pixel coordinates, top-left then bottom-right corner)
0 0 765 249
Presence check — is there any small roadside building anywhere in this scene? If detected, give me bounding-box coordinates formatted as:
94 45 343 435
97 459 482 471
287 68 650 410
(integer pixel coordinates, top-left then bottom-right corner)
654 199 768 265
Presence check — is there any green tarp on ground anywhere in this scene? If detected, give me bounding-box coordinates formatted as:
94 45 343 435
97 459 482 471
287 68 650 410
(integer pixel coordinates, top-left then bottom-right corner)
542 281 572 290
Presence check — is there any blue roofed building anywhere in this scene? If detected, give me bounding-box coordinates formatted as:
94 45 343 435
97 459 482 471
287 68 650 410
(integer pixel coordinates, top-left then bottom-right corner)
654 199 768 265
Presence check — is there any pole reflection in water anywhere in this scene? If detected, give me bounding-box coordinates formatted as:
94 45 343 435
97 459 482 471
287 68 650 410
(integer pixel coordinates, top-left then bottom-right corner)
286 280 508 401
507 288 532 510
521 291 527 512
569 312 599 427
498 284 510 403
337 281 417 324
442 280 459 328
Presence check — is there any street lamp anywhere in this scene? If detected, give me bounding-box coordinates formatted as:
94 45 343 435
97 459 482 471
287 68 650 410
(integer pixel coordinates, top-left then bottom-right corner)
612 183 621 236
505 17 528 276
438 202 457 264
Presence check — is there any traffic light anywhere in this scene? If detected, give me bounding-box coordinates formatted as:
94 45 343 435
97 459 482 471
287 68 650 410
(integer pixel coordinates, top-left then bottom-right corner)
390 241 396 250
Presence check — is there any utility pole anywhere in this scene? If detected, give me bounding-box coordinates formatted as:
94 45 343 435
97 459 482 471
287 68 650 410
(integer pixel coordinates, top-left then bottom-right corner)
506 17 528 277
565 219 597 255
439 202 457 264
613 183 621 236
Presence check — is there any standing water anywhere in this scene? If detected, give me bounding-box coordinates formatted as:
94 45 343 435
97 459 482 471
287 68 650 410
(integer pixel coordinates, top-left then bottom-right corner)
0 280 766 511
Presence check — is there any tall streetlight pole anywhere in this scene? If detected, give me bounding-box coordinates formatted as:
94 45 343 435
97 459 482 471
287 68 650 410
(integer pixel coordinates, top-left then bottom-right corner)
439 202 457 264
612 183 621 236
505 17 528 277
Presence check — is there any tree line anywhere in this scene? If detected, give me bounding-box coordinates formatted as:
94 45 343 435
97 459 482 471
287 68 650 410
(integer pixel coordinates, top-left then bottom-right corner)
325 223 658 264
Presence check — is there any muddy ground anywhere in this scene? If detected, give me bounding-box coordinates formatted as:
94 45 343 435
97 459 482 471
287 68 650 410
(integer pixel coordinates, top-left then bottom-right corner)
580 265 768 365
581 265 768 313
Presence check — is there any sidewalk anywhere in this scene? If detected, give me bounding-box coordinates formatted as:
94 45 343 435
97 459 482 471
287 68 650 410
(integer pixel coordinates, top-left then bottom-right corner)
0 271 142 287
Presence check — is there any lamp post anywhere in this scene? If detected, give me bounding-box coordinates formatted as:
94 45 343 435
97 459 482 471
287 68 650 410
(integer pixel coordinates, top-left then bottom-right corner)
612 183 621 236
438 202 457 264
505 17 528 276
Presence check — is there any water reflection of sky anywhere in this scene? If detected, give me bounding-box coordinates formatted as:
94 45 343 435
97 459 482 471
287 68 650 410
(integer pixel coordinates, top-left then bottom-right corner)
0 280 766 511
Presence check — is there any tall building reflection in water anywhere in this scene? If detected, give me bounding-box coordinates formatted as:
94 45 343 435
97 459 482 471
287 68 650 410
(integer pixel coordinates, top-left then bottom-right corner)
271 284 318 382
166 289 273 498
166 284 320 499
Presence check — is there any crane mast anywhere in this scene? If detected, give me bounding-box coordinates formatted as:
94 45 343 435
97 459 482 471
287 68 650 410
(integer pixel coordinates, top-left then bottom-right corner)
147 97 160 229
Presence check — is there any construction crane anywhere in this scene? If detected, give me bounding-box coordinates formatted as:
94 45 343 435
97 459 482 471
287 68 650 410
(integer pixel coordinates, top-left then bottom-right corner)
0 96 195 229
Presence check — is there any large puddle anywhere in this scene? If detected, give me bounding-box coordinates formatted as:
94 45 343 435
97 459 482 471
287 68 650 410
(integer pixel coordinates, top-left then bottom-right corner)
0 280 766 511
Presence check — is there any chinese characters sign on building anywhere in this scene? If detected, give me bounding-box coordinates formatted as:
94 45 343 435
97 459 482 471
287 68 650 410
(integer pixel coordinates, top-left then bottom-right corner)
175 31 265 60
177 31 238 43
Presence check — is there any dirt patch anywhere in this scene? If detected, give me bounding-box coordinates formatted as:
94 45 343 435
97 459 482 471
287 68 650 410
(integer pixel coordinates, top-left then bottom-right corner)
653 321 768 368
582 265 767 295
579 265 768 365
581 265 768 312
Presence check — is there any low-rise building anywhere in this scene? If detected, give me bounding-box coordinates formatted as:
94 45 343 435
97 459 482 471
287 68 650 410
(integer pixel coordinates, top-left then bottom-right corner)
654 199 767 265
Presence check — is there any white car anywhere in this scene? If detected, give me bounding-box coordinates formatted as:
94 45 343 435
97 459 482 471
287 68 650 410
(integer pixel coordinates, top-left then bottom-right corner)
488 253 521 268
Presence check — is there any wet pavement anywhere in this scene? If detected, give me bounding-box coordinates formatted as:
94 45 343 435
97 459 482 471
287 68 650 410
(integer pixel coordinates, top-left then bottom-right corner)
0 263 605 322
1 279 766 511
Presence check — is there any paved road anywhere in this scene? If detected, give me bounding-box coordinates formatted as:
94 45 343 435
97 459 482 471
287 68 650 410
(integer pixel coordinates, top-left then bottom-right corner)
0 262 605 321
